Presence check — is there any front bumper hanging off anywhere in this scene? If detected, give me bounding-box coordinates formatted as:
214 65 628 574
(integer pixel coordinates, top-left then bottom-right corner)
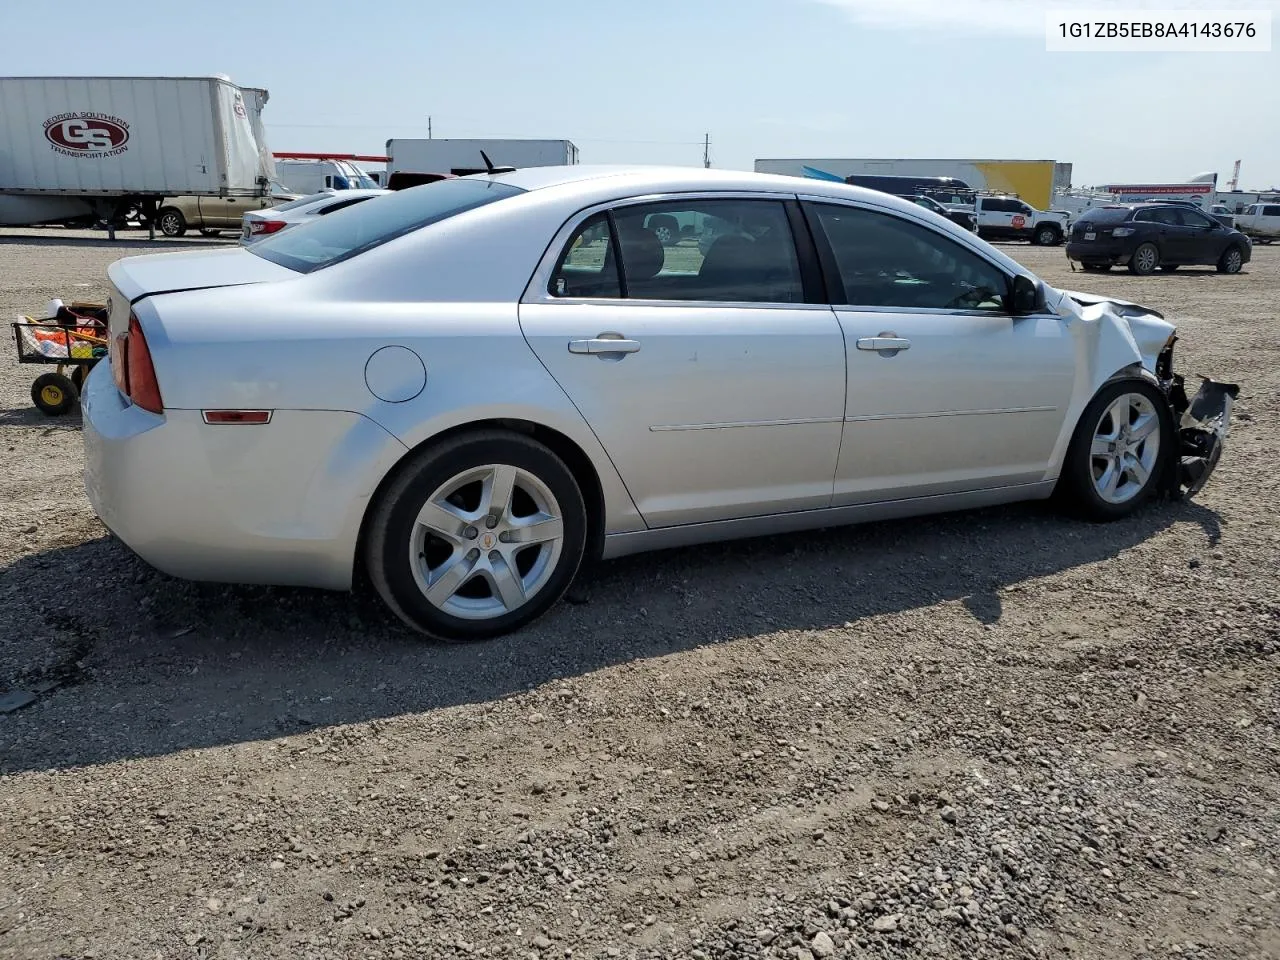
1155 336 1240 499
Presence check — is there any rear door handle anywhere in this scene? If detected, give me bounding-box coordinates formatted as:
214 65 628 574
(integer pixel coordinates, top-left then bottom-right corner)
568 337 641 355
856 337 911 353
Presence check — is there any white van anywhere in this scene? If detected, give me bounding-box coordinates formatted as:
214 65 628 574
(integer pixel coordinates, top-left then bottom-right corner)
273 158 379 195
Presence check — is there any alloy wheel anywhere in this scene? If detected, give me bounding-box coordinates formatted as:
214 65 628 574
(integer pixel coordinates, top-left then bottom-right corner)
1090 393 1162 504
408 464 564 620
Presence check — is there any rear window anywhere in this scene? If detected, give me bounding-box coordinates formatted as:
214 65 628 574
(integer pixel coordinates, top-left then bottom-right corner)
248 178 525 273
269 192 335 213
1076 207 1132 225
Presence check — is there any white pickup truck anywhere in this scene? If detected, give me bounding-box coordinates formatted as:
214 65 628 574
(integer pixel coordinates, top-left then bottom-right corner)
961 196 1070 246
1236 203 1280 244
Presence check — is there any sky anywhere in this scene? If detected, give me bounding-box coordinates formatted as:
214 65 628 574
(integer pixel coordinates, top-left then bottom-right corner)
3 0 1278 188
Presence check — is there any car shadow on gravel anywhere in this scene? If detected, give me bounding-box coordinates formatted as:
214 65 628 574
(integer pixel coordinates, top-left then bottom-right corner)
0 407 82 429
0 498 1223 774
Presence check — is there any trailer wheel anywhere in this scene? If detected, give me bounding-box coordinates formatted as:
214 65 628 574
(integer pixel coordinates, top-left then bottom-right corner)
158 208 187 237
32 373 78 416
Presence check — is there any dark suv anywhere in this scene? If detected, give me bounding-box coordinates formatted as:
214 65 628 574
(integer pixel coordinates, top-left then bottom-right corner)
1066 203 1251 275
901 194 978 232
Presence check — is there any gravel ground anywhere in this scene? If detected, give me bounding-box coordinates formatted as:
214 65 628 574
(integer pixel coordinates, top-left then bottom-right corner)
0 228 1277 960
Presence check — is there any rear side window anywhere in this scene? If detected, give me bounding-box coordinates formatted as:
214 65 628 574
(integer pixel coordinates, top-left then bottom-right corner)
1265 205 1280 217
249 178 524 273
550 213 621 299
549 199 805 304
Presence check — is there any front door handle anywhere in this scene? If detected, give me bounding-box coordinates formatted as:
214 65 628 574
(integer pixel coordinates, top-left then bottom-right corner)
856 337 911 354
568 337 641 355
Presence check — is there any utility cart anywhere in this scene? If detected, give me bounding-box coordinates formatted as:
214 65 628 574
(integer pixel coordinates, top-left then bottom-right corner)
11 302 109 415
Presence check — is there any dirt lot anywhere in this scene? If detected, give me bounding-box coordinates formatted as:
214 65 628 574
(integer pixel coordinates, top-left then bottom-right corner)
1 228 1277 960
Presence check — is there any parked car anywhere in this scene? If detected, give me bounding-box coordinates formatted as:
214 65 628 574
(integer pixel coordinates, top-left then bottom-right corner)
1236 202 1280 244
81 167 1237 642
963 196 1069 245
240 188 390 244
1066 203 1252 275
901 194 978 232
158 189 297 238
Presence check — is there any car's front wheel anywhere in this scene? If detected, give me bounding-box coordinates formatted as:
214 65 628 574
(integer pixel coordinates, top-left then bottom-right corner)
365 430 588 641
1217 245 1244 274
1128 242 1160 275
1034 225 1060 246
1058 380 1170 521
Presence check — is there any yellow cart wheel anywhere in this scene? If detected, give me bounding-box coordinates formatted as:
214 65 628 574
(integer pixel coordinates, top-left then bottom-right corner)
31 372 78 416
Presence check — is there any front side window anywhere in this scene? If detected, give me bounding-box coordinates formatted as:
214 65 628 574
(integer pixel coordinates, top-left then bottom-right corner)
1176 209 1215 228
249 178 524 273
809 203 1009 312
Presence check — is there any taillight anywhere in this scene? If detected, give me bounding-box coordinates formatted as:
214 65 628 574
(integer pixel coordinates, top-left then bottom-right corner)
111 311 164 414
249 219 287 235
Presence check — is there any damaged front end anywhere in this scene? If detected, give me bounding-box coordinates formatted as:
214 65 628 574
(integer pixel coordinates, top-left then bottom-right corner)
1154 336 1240 499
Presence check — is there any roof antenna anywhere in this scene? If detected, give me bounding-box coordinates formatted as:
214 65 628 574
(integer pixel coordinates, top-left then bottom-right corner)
479 150 516 175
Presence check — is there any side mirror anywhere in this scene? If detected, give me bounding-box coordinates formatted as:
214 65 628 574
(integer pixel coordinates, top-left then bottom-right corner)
1010 274 1042 314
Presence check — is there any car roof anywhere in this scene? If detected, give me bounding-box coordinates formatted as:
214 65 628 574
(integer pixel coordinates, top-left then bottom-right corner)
467 164 913 206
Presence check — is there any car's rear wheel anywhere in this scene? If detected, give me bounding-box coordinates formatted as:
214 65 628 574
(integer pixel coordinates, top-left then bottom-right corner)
157 208 186 237
1081 263 1111 272
1034 225 1060 246
365 430 587 641
1160 264 1179 272
1128 242 1159 275
200 229 222 237
1058 380 1170 521
1217 245 1244 274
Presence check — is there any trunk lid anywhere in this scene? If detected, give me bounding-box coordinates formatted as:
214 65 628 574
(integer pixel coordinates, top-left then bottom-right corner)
106 246 299 303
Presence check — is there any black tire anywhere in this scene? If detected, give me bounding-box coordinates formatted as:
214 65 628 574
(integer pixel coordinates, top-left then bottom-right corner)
365 430 588 642
157 208 187 237
1217 245 1244 274
1128 242 1160 275
70 365 89 392
1081 263 1112 272
199 228 222 238
646 214 681 247
1056 379 1172 522
1034 225 1060 246
1160 264 1179 272
31 372 78 416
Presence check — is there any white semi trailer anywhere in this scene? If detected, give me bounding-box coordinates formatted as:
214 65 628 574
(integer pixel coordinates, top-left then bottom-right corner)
0 75 276 232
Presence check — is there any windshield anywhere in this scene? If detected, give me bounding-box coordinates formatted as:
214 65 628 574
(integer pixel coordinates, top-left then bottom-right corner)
248 178 525 273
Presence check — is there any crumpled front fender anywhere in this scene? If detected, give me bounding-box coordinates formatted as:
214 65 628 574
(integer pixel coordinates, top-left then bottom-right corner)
1154 337 1240 499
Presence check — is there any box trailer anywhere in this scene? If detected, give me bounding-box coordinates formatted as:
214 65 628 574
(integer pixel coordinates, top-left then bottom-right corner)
0 75 275 228
754 158 1061 211
386 138 579 178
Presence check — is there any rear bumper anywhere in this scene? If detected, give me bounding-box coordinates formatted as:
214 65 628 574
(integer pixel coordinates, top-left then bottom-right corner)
81 359 408 591
1066 240 1133 264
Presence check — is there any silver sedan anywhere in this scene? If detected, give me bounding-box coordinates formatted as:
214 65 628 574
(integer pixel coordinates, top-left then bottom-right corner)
80 166 1238 641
